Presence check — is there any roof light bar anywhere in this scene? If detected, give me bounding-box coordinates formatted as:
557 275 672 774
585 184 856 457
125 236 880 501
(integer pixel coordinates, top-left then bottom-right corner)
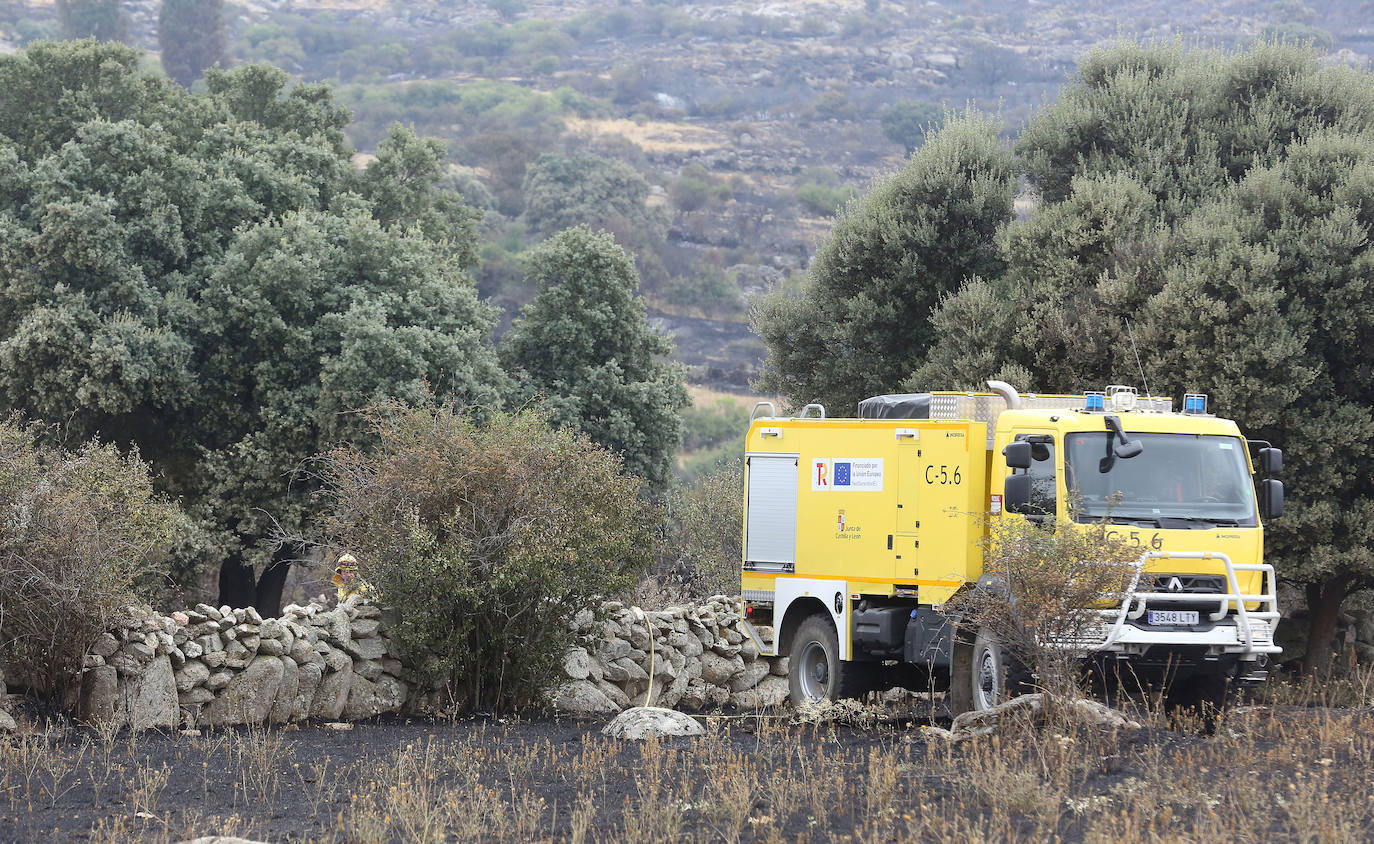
1107 385 1138 412
1084 391 1105 412
1183 393 1209 415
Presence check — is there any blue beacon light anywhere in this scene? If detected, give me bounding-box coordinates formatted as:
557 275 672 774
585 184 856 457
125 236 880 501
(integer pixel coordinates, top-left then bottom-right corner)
1183 393 1208 414
1084 392 1105 412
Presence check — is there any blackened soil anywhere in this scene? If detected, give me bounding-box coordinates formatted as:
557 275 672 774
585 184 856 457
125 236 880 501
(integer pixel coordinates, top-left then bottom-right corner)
0 703 1371 842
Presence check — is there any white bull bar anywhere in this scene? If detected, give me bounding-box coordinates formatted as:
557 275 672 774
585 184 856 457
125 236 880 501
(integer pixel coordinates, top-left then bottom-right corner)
1066 551 1282 656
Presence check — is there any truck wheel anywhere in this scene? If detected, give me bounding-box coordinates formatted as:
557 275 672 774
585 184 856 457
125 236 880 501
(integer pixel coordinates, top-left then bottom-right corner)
788 615 867 705
970 628 1030 712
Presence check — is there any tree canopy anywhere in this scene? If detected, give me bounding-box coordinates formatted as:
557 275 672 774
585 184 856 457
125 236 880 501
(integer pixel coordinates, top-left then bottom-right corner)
500 226 688 487
752 112 1015 415
0 41 506 614
159 0 227 88
521 151 653 234
880 99 944 155
907 42 1374 672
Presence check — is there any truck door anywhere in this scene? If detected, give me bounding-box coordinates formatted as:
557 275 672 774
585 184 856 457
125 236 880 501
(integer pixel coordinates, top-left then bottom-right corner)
895 427 971 581
1009 431 1057 523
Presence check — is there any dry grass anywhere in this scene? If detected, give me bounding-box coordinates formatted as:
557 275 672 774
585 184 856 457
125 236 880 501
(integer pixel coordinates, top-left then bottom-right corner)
2 674 1374 840
563 117 728 154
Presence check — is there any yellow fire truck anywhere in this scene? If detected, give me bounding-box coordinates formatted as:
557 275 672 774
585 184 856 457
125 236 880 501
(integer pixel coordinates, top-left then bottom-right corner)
739 382 1284 712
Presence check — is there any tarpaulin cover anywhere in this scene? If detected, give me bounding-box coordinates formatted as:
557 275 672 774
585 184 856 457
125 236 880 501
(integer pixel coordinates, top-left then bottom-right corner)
857 393 933 419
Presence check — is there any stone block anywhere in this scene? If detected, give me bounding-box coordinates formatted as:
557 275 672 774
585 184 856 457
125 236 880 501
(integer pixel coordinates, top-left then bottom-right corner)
342 674 407 719
175 661 210 692
79 665 119 725
129 655 178 731
200 656 284 727
310 661 353 720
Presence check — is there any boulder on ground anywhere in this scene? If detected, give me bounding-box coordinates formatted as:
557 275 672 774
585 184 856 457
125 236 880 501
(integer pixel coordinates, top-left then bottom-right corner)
80 665 119 725
602 706 704 739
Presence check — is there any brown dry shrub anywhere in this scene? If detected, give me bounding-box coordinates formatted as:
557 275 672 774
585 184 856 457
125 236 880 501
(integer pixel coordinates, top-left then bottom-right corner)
949 516 1139 701
0 422 180 704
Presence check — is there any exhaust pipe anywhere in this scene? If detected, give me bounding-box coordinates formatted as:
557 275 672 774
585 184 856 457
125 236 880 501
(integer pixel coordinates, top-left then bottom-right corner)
986 380 1021 410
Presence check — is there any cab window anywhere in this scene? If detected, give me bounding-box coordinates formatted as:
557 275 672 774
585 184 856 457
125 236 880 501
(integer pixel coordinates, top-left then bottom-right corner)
1016 434 1056 518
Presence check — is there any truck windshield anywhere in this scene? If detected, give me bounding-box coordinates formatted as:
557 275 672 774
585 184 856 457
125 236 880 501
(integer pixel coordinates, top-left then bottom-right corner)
1064 433 1257 526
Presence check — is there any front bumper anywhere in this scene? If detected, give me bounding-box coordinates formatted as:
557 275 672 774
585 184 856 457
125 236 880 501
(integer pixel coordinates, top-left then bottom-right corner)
1053 551 1282 660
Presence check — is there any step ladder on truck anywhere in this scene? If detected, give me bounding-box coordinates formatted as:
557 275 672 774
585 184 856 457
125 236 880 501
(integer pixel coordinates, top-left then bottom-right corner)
738 381 1284 713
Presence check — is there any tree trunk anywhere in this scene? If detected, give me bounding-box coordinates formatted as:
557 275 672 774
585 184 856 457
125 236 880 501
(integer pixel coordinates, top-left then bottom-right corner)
1303 578 1350 676
254 555 291 619
217 551 257 611
216 550 290 618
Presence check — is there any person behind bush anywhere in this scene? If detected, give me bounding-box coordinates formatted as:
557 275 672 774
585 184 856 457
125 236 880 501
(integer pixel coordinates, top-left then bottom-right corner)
332 553 374 605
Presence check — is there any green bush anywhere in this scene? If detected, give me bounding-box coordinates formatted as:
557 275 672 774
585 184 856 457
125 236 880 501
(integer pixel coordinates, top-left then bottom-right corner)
0 422 181 705
795 168 858 216
318 402 656 711
663 266 743 317
661 460 743 596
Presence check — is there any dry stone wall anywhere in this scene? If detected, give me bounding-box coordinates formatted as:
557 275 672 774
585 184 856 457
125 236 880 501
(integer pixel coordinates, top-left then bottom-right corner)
76 595 789 729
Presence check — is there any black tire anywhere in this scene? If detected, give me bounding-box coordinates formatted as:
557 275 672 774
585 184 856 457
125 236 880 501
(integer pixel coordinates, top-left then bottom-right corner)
787 615 870 705
970 628 1032 712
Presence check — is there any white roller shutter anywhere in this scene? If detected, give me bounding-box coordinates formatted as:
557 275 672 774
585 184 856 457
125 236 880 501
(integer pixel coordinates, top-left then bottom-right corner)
745 454 798 568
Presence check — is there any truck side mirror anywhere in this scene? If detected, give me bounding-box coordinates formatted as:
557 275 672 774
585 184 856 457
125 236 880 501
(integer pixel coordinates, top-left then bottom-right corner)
1260 478 1284 520
1003 441 1032 470
1004 472 1032 513
1258 447 1282 475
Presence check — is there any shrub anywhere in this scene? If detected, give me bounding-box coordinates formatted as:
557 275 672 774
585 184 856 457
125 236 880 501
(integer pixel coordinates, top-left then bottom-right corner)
795 168 858 216
661 460 743 596
946 516 1137 702
317 402 656 711
0 422 180 705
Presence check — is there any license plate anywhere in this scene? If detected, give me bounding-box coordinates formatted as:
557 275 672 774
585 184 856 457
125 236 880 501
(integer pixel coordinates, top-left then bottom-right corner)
1148 610 1199 626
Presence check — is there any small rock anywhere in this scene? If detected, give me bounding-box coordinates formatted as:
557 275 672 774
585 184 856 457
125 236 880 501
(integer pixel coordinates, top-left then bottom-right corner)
92 633 121 658
350 619 380 638
205 671 233 691
178 688 214 706
563 647 594 680
324 721 353 731
342 636 386 661
175 662 211 692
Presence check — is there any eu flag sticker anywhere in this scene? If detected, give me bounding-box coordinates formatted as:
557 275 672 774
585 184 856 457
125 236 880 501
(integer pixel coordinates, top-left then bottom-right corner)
834 462 852 486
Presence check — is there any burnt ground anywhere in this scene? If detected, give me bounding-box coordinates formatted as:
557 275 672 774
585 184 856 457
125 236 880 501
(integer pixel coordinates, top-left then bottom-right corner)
0 700 1371 842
